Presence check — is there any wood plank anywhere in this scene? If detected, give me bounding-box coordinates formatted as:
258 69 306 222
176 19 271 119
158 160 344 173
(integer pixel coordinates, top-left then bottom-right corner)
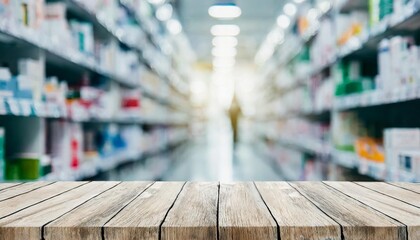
255 182 341 240
44 182 152 240
104 182 185 240
219 182 277 240
326 181 420 240
290 182 406 240
0 181 87 219
0 181 119 240
0 183 23 191
0 182 53 202
161 182 218 240
390 182 420 194
357 182 420 207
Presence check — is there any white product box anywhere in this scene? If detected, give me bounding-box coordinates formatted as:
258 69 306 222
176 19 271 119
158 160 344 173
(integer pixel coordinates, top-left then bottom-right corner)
384 128 420 181
384 128 420 148
398 150 420 182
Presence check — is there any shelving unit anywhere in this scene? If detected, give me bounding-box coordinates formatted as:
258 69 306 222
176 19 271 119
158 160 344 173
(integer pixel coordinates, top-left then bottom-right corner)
253 0 420 181
0 0 193 181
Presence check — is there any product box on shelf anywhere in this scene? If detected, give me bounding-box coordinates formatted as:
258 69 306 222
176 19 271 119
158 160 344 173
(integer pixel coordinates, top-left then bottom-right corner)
0 128 4 180
384 128 420 181
398 150 420 182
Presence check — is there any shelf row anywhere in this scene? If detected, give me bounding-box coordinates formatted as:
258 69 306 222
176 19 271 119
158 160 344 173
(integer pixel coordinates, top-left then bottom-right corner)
41 135 189 181
0 98 189 126
262 132 385 181
264 81 420 116
262 2 420 85
0 0 190 101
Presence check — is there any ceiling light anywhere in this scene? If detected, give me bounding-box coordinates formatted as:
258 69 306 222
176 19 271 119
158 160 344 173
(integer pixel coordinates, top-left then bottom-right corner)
208 3 242 19
211 24 240 36
276 15 290 28
318 0 331 13
166 19 182 35
212 47 237 57
212 36 238 47
307 8 319 20
294 0 305 3
148 0 165 5
156 4 173 21
267 30 284 45
283 3 297 16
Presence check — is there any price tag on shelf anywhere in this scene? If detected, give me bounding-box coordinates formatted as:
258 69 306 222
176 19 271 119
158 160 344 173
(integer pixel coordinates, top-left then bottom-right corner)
34 102 46 117
20 100 32 116
360 93 369 106
406 86 416 100
400 86 409 101
7 99 20 115
0 98 7 115
391 88 401 103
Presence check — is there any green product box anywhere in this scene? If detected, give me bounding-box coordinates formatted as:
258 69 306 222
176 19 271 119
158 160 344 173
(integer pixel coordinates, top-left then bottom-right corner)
5 154 40 180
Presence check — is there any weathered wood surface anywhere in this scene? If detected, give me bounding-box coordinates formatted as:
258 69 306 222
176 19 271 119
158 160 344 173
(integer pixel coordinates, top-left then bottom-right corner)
219 182 278 240
326 181 420 239
290 182 406 240
255 182 341 240
161 182 218 240
104 181 185 240
0 181 418 240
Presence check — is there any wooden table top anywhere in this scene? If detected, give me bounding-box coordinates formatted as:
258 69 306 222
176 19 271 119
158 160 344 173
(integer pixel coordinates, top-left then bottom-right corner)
0 181 419 240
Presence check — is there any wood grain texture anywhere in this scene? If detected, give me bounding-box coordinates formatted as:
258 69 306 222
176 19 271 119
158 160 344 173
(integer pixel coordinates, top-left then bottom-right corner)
44 182 152 240
390 182 420 194
0 181 118 240
357 182 420 207
326 181 420 240
255 182 341 240
161 182 218 240
219 182 277 240
291 182 406 240
0 182 53 202
0 181 86 219
0 183 22 191
104 182 185 240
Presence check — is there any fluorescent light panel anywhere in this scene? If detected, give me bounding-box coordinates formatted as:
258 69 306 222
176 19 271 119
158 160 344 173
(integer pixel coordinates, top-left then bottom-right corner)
212 47 237 57
208 4 242 19
211 24 240 36
167 19 182 35
212 36 238 47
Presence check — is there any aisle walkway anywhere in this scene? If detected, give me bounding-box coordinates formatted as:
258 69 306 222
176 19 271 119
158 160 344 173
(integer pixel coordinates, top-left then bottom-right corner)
162 137 285 181
103 123 285 181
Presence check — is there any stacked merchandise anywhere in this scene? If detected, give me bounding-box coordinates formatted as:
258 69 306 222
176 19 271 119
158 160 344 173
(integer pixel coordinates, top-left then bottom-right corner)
385 128 420 181
269 145 330 180
334 61 374 96
377 36 420 90
310 18 336 69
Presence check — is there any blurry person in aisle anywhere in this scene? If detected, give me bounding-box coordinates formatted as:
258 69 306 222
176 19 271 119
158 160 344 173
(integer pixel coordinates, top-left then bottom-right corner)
229 94 242 146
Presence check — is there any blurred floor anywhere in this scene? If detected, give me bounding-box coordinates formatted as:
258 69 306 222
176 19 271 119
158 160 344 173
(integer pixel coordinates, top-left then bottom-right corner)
102 118 285 181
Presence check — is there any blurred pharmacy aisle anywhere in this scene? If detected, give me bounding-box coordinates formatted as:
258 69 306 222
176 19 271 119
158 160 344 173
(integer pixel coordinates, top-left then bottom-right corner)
98 116 286 181
3 0 420 183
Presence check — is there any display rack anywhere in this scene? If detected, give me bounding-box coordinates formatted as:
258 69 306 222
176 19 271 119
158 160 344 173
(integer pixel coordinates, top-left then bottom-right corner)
253 0 420 181
0 0 193 181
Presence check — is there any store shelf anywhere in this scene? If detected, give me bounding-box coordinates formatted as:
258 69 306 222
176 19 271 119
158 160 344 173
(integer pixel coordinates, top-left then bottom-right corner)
0 98 66 118
0 24 140 88
331 149 385 180
264 133 332 157
41 135 189 181
339 0 368 13
334 84 420 111
0 97 189 127
339 4 420 59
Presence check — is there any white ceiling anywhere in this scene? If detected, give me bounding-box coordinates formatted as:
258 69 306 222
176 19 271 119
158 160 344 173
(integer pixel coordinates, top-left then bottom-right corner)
175 0 284 62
